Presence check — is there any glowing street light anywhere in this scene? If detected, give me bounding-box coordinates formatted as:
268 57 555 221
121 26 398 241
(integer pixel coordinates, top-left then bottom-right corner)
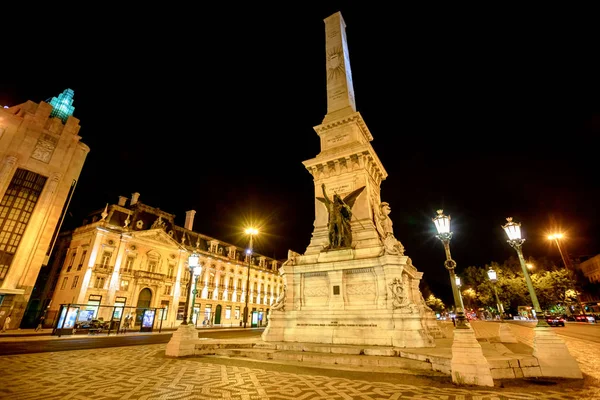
243 228 259 328
189 263 202 325
502 217 548 327
181 252 200 326
487 267 504 319
433 209 468 329
548 233 587 318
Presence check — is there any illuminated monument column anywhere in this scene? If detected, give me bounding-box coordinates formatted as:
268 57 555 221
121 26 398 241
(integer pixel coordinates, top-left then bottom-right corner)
262 12 441 349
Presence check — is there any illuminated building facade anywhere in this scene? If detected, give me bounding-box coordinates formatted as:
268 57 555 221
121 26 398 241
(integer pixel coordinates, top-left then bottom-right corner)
46 193 284 330
0 90 89 329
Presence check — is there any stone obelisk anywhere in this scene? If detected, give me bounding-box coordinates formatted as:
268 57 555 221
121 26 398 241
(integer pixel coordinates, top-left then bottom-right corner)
322 12 356 124
303 12 386 255
262 11 440 349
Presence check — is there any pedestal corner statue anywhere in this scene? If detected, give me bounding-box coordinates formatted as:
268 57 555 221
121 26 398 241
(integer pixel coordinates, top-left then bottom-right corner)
261 11 443 347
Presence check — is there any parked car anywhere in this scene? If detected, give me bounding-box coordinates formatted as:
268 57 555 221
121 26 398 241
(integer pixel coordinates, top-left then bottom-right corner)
545 315 565 327
579 315 595 323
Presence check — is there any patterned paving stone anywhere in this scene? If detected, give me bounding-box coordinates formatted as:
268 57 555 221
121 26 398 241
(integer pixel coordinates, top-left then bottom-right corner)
0 343 598 399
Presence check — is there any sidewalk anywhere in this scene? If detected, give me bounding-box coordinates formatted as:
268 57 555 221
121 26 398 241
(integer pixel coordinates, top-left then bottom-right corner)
0 325 250 342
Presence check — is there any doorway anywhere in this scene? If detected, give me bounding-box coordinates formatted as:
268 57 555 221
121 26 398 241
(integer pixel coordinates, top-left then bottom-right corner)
214 304 222 325
135 288 152 326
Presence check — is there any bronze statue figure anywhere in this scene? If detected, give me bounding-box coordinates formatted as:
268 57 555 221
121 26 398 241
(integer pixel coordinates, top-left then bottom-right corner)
317 183 365 249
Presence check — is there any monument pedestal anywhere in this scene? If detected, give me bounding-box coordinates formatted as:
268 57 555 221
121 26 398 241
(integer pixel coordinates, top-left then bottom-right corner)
262 248 438 348
532 326 582 379
451 327 494 387
264 309 435 347
165 324 198 357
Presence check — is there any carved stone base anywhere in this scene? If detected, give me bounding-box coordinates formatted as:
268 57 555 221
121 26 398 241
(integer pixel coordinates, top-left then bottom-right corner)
262 309 435 348
532 326 582 379
165 324 198 357
451 328 494 387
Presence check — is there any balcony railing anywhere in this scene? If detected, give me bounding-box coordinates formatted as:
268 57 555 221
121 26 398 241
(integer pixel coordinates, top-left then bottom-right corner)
94 264 113 274
134 270 166 281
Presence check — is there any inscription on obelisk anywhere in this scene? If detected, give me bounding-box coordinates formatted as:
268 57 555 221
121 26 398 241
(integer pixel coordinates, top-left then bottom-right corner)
323 12 357 123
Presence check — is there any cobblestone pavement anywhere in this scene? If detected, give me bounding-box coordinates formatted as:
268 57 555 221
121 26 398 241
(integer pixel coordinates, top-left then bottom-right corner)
1 342 599 400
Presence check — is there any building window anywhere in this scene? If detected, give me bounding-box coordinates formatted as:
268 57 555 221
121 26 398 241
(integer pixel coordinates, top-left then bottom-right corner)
148 260 157 273
235 307 240 319
237 279 242 291
167 264 174 278
101 251 111 266
124 257 134 273
120 280 129 291
71 276 79 289
60 277 68 289
94 277 105 289
228 277 233 289
77 250 87 271
164 285 171 295
0 169 47 280
66 250 76 273
225 306 231 319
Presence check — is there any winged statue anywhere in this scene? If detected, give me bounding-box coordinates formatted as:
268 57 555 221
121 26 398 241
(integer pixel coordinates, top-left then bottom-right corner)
316 183 366 249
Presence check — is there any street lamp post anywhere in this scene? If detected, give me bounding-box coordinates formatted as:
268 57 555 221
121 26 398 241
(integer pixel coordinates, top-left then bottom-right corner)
243 228 258 328
548 233 587 318
487 266 518 343
181 252 199 326
487 267 504 320
432 209 468 329
454 275 467 318
189 264 202 325
502 217 548 327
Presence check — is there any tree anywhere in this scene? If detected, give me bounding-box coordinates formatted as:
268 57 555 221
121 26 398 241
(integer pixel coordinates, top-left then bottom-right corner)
425 294 445 313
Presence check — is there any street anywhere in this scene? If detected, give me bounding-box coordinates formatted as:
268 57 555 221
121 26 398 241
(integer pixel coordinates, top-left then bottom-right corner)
0 322 599 399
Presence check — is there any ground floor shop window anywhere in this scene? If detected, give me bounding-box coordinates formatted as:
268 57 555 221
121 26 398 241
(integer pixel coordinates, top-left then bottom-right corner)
113 297 126 319
203 305 212 325
87 295 102 318
177 302 185 320
161 300 169 320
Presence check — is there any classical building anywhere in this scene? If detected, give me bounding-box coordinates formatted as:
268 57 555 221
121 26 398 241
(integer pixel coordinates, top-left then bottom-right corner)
578 254 600 284
45 192 284 331
576 254 600 307
0 90 89 329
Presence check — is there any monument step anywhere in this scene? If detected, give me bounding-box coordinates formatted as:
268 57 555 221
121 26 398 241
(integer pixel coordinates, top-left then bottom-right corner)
210 346 439 373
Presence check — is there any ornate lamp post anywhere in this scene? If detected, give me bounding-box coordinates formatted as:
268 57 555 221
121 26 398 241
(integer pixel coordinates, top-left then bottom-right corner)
181 252 199 326
432 209 468 329
487 267 504 319
243 228 258 328
548 233 587 318
502 217 548 327
189 263 202 325
487 265 517 343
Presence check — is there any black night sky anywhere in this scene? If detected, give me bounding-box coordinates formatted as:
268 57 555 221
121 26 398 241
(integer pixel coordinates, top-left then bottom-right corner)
1 5 597 304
